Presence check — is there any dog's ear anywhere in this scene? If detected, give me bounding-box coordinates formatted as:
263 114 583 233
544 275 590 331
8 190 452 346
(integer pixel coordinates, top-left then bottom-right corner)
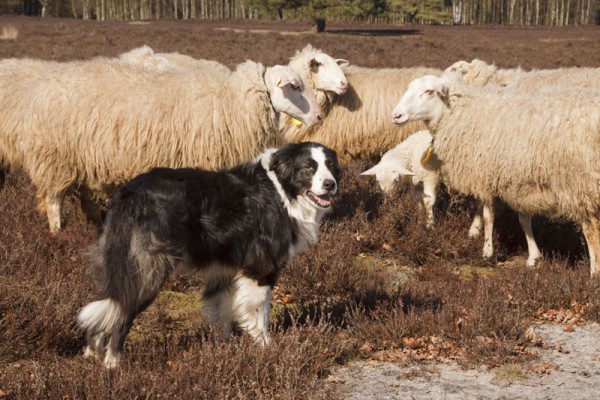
269 149 294 184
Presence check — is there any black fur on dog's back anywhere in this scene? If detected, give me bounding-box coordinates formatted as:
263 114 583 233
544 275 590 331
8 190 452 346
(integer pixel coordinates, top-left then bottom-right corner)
92 163 295 308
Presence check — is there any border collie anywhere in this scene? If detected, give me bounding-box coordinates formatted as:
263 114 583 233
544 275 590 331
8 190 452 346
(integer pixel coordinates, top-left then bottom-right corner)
77 142 340 368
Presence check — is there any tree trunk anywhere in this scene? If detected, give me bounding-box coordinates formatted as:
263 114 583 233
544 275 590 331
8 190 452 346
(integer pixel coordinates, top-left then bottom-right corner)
313 18 326 33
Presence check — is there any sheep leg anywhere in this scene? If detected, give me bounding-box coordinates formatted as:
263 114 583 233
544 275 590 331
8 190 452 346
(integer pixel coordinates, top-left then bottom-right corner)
469 204 484 238
422 178 436 229
582 217 600 276
232 273 272 345
481 203 494 259
42 194 64 233
517 213 542 267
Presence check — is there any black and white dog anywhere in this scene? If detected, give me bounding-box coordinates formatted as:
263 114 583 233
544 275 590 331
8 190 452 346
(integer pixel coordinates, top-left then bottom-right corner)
77 142 340 368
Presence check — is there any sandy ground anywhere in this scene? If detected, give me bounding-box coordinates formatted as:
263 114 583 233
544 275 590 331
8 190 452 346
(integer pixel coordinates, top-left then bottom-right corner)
329 322 600 399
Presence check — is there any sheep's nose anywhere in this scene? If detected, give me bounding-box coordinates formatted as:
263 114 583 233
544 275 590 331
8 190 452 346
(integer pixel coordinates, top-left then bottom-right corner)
317 114 322 121
323 179 336 192
393 113 402 120
340 81 348 89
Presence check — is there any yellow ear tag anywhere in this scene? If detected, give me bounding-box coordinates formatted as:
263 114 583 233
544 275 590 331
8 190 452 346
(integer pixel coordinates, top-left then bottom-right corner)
276 77 282 87
421 146 433 166
292 118 303 127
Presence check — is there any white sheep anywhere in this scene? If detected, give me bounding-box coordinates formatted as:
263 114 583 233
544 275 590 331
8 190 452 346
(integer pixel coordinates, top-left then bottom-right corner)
281 65 441 162
279 44 349 128
120 44 348 132
118 45 231 75
392 75 600 274
360 130 439 227
0 57 321 233
446 58 600 90
446 59 600 262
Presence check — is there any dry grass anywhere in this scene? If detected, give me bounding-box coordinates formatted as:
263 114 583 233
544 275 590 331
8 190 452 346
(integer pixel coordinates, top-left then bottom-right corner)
0 17 599 399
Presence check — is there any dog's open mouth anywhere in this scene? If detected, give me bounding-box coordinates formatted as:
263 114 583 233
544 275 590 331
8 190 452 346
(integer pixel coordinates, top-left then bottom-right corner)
307 191 332 208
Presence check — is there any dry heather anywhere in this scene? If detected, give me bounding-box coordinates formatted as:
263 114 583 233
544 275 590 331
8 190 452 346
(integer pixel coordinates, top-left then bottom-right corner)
1 17 599 399
0 25 18 40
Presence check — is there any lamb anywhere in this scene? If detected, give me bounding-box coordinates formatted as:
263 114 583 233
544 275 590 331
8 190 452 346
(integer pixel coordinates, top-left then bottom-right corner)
118 45 231 75
360 130 439 227
281 65 441 162
392 75 600 274
0 57 322 233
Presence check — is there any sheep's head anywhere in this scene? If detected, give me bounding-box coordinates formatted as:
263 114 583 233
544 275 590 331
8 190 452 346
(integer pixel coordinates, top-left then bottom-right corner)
444 59 497 87
360 159 414 195
392 75 448 127
265 65 322 128
308 53 349 95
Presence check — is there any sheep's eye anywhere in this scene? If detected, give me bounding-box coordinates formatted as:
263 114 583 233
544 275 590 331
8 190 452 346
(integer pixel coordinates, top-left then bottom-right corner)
290 83 300 91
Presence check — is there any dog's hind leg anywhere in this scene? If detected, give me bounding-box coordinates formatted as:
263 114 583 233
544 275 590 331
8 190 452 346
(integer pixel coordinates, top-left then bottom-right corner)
104 320 133 369
83 331 105 360
232 273 273 345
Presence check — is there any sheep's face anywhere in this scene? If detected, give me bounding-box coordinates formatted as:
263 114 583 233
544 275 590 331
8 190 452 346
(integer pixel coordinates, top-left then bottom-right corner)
266 65 322 128
392 75 447 126
309 54 349 95
360 160 414 195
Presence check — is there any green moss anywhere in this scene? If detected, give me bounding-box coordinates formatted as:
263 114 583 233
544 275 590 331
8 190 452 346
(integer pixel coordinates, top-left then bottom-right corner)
126 290 205 347
491 364 528 386
453 265 497 280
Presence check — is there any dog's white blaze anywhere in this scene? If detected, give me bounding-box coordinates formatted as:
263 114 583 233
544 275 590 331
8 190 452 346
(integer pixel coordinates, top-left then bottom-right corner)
309 147 337 196
232 273 272 344
78 298 123 333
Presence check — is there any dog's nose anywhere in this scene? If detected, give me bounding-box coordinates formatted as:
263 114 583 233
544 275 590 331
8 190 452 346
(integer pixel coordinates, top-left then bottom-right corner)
323 179 336 192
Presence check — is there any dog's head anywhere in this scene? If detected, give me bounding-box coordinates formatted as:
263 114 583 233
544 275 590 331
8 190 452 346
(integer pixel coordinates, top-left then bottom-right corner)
268 142 340 210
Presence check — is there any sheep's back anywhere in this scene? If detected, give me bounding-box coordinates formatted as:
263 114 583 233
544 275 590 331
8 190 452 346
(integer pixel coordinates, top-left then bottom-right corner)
436 87 600 220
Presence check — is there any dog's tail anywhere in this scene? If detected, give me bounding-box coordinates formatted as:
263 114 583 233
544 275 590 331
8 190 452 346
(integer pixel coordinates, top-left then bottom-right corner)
77 298 125 334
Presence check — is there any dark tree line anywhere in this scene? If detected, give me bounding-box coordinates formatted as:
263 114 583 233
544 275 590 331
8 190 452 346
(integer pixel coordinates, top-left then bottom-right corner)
1 0 597 25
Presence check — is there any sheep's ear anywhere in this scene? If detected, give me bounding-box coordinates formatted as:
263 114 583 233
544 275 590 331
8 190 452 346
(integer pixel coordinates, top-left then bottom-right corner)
437 85 449 98
395 166 415 177
336 59 350 67
359 166 378 176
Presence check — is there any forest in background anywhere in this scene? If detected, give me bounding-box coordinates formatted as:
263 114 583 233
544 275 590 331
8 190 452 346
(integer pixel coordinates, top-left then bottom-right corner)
1 0 598 27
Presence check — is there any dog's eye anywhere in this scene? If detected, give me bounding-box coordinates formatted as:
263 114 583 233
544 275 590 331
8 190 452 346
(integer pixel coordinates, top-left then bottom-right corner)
302 162 316 173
